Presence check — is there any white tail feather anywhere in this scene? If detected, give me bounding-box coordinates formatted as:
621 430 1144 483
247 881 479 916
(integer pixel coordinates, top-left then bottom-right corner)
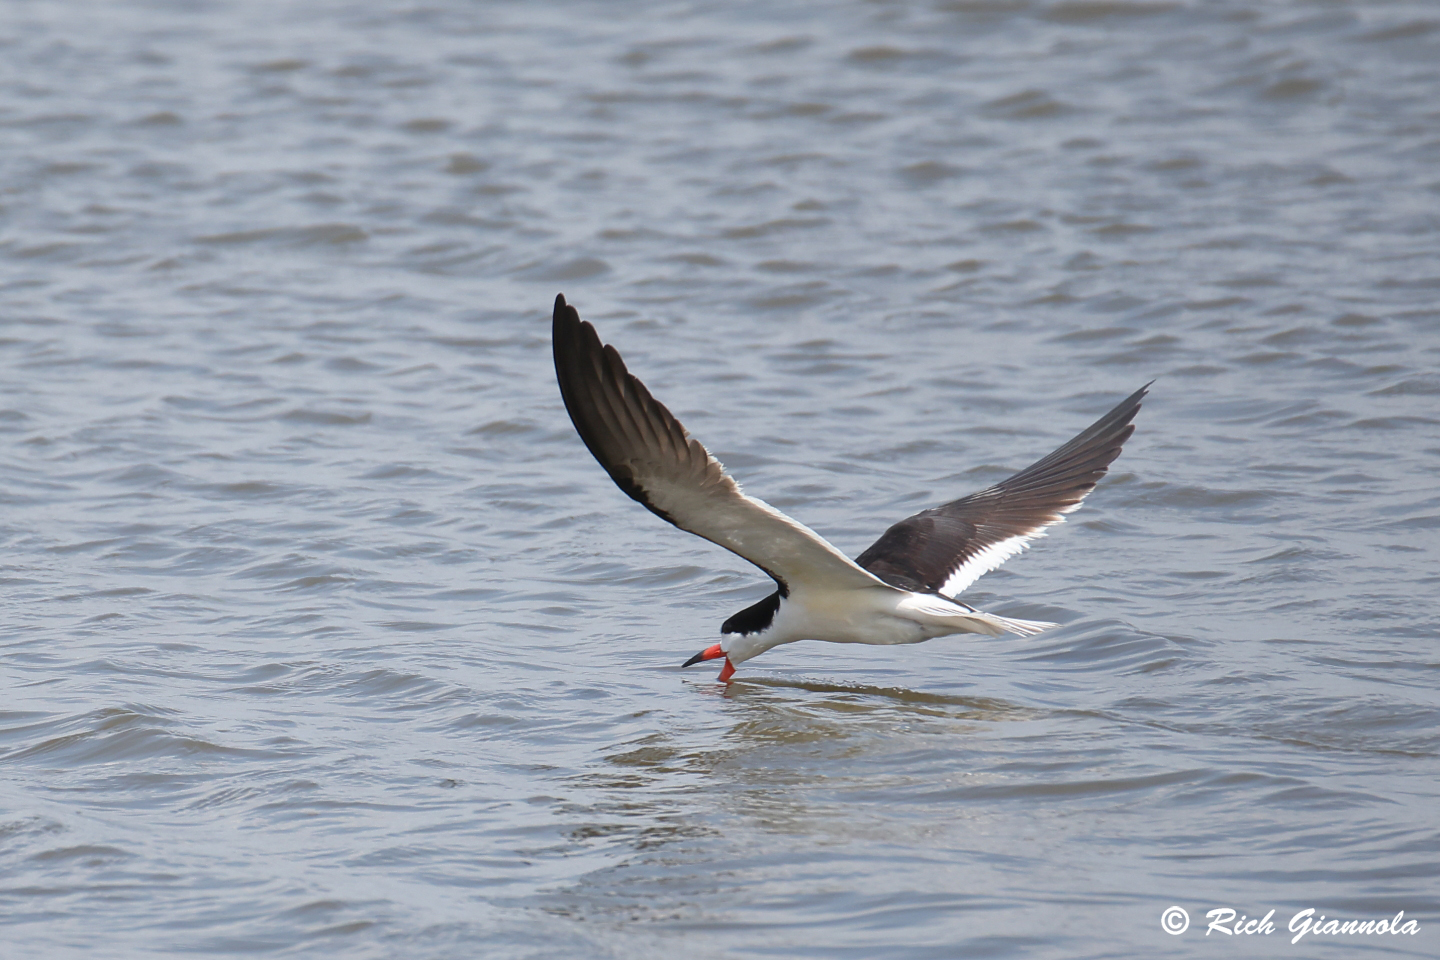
973 612 1055 637
899 594 1056 638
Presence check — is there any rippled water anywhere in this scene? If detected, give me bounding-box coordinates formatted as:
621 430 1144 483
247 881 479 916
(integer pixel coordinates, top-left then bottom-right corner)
3 1 1438 956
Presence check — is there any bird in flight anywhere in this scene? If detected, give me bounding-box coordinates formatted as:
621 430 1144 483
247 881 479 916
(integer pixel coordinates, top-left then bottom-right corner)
552 294 1147 683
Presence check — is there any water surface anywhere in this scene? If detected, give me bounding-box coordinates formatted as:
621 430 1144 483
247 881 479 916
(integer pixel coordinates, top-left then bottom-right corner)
2 1 1438 957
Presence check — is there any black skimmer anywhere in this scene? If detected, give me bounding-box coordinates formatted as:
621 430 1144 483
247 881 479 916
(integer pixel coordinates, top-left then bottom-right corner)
552 294 1147 683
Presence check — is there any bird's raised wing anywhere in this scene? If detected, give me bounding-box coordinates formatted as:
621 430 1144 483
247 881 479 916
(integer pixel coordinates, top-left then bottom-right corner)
553 294 891 594
855 383 1148 598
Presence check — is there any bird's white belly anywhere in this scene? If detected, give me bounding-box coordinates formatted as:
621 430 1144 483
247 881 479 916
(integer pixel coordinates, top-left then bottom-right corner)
776 587 951 646
722 586 1016 665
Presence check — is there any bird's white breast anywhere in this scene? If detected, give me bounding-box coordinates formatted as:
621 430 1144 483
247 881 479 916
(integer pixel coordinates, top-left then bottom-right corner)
724 586 957 663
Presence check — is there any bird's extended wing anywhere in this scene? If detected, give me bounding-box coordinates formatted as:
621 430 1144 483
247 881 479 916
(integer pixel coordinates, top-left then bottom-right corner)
553 294 891 594
855 383 1148 598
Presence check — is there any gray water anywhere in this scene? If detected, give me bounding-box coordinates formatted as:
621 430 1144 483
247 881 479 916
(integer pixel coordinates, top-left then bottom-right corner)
2 1 1438 957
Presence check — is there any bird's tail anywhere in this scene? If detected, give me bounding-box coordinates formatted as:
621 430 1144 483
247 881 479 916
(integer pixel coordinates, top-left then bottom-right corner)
904 594 1057 638
972 612 1055 638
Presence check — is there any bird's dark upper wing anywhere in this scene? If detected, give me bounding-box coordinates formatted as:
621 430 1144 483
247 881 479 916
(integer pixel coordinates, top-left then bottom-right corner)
855 383 1148 597
553 294 892 593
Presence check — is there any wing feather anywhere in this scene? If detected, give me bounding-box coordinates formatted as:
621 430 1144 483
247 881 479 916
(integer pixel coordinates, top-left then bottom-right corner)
553 294 890 593
856 383 1148 597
